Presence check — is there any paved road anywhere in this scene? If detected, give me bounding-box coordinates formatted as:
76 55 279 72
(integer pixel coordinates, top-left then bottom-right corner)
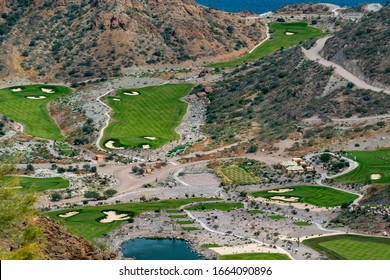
302 36 390 94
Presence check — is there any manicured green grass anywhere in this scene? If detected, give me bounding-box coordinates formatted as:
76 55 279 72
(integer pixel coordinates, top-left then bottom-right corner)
219 165 258 185
166 209 182 213
209 22 324 68
182 227 199 231
268 215 285 220
18 177 69 192
203 243 220 248
335 149 390 184
185 202 244 211
293 221 311 226
251 185 358 207
102 84 193 149
170 215 187 219
176 220 194 225
0 84 72 140
248 209 263 214
47 198 215 241
218 253 290 260
303 234 390 260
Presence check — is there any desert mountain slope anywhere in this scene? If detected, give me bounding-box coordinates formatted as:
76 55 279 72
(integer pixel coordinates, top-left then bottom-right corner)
321 3 390 88
0 0 265 81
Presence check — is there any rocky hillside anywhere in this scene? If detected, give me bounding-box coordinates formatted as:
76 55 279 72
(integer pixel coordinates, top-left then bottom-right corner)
200 46 390 145
36 216 115 260
0 0 265 82
322 4 390 88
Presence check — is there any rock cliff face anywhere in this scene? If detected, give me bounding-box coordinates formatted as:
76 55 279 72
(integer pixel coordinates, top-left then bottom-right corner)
322 4 390 88
36 216 115 260
0 0 265 81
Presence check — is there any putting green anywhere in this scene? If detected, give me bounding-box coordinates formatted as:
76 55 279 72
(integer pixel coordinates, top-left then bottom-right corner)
335 149 390 184
102 84 193 149
47 197 217 241
0 84 72 140
250 186 358 207
209 22 324 68
18 177 69 192
219 165 258 185
303 234 390 260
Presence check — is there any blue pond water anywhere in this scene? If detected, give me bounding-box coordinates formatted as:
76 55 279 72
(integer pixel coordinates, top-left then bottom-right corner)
196 0 386 14
122 238 205 260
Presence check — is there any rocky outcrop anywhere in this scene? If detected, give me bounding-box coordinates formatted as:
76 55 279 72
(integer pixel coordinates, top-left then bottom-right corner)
36 216 116 260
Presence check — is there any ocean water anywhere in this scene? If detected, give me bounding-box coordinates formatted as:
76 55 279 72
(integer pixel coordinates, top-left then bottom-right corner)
121 238 205 260
196 0 387 13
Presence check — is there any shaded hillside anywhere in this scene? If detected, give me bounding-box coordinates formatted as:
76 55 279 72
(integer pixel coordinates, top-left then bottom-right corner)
0 0 265 81
36 216 115 260
322 4 390 88
201 47 390 144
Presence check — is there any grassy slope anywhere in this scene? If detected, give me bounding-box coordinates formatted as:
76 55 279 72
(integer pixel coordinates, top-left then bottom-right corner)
335 149 390 184
102 84 193 149
185 202 244 211
219 165 258 185
251 186 358 207
0 84 72 140
209 22 324 68
18 177 69 192
303 234 390 260
47 198 216 241
218 253 290 260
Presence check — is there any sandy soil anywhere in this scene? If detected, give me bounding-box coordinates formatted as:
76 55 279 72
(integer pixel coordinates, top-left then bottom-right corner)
113 98 121 101
144 137 156 140
27 96 47 99
105 141 125 150
286 32 295 35
209 243 281 255
270 196 299 202
250 196 335 212
100 211 129 223
41 88 55 93
370 174 382 180
58 211 79 218
123 92 140 96
142 145 150 149
268 189 294 193
11 88 22 92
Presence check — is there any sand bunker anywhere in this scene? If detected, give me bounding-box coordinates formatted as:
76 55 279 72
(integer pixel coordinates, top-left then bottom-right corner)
286 32 295 35
123 91 140 96
210 243 281 255
113 98 121 101
11 88 22 92
371 174 382 180
27 96 47 99
59 211 79 218
268 189 294 193
41 88 55 93
142 144 151 149
144 137 156 141
105 141 125 150
99 211 129 223
270 196 299 202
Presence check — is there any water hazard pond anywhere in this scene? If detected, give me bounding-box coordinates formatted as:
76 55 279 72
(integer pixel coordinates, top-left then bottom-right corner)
122 238 205 260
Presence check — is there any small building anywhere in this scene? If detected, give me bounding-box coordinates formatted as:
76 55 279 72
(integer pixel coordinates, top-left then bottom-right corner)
305 166 315 172
95 155 104 162
204 86 213 93
292 157 303 163
146 168 153 174
197 92 207 98
286 165 305 174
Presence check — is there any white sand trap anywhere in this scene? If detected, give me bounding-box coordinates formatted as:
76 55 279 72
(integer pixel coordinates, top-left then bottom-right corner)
105 140 125 150
11 88 22 92
113 98 121 101
41 88 55 93
371 174 382 180
210 243 281 255
59 211 79 218
144 137 156 141
268 188 294 193
142 144 151 149
27 96 47 99
271 196 299 202
286 32 295 35
99 211 129 223
123 91 140 96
